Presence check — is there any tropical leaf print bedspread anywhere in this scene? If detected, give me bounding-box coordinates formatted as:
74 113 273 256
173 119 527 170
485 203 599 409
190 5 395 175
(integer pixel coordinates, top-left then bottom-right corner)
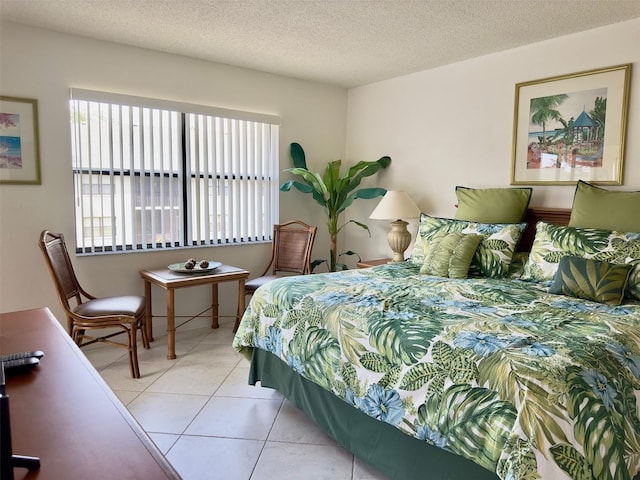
232 262 640 480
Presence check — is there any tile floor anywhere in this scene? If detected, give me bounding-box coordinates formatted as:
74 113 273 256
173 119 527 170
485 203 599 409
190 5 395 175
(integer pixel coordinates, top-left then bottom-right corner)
83 317 390 480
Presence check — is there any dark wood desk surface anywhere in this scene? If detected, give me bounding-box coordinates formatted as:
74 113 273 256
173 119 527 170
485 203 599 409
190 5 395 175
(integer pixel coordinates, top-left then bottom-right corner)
0 308 181 480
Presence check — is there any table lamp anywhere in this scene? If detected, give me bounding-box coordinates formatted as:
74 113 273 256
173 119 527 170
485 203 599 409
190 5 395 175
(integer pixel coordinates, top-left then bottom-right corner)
369 190 421 262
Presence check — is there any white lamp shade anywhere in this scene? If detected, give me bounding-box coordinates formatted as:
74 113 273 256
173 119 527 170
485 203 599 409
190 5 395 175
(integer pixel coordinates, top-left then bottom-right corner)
369 191 420 220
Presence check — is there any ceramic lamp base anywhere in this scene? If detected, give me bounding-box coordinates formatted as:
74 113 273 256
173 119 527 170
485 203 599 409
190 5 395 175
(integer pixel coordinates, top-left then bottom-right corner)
387 219 411 263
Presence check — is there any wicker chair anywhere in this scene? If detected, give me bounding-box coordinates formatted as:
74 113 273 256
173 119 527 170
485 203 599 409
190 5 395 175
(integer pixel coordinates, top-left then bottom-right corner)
38 231 149 378
243 220 317 299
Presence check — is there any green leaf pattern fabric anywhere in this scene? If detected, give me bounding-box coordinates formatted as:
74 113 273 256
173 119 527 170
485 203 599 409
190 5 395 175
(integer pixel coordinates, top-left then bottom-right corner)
549 256 633 305
521 221 640 300
233 263 640 480
410 214 527 278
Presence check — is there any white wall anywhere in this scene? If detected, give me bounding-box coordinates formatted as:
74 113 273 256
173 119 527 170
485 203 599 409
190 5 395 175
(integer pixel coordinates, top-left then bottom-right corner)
0 22 347 326
2 18 639 327
346 18 640 261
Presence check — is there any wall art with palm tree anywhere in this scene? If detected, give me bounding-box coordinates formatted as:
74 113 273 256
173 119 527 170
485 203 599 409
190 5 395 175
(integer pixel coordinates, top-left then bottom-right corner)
511 64 630 185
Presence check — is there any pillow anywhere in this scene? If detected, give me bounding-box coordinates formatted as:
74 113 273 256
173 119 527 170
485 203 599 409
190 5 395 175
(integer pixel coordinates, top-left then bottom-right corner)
521 221 640 300
411 214 527 278
630 267 640 301
507 252 529 280
420 232 483 278
568 180 640 232
549 256 633 306
454 186 532 223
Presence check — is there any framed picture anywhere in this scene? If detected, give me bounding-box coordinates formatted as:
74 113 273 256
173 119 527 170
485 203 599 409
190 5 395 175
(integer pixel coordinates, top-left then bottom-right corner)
0 96 41 185
511 64 631 185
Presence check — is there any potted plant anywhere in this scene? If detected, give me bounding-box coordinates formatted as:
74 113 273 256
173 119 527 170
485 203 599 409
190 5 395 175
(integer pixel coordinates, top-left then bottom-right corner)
280 142 391 272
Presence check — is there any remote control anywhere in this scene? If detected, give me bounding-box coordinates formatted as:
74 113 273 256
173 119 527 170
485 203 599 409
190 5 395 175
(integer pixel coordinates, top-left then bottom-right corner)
2 357 40 375
0 350 45 362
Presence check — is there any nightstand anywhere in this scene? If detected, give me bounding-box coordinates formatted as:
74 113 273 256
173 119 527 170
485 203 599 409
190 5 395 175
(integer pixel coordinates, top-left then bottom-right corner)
356 258 392 268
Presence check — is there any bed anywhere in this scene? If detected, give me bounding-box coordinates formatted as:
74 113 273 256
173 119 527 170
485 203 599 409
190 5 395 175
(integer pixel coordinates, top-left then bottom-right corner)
233 203 640 480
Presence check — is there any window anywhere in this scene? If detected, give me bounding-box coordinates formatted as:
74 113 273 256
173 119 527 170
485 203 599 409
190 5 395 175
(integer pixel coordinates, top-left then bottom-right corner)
69 89 280 254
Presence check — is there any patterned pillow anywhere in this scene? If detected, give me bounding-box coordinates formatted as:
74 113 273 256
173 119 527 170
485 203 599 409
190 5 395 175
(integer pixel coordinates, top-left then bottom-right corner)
521 221 640 300
420 231 483 278
410 214 527 278
507 252 529 280
549 256 633 306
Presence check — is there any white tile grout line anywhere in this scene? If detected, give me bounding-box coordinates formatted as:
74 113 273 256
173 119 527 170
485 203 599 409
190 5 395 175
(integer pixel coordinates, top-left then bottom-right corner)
86 324 363 480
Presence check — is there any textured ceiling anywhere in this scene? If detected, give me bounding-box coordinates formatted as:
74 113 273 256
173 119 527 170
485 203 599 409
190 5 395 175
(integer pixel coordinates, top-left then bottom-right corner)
2 0 640 88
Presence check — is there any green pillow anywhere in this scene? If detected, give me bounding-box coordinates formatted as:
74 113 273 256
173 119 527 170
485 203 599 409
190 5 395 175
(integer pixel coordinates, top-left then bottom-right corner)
549 256 633 306
420 232 483 278
411 214 527 278
454 186 532 223
521 221 640 300
568 180 640 232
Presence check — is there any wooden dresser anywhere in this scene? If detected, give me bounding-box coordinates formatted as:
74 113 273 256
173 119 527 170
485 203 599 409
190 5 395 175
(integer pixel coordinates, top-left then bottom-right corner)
0 307 181 480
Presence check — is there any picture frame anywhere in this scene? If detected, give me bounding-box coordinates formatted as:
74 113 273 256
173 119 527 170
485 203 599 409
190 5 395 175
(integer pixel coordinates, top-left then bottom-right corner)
0 96 41 185
511 64 631 185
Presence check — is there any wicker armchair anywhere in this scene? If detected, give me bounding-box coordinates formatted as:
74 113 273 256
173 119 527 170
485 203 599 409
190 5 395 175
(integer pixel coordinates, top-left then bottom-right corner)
38 231 149 378
243 220 317 297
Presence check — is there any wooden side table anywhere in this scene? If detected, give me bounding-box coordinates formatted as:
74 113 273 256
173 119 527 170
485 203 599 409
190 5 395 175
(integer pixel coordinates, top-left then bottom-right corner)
356 258 392 268
140 264 250 359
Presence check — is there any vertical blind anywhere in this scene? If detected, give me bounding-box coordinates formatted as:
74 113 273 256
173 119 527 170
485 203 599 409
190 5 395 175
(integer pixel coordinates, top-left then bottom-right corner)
69 89 280 254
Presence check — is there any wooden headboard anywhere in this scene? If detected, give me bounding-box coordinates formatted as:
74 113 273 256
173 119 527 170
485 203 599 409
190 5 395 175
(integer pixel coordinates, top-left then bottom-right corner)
518 207 571 252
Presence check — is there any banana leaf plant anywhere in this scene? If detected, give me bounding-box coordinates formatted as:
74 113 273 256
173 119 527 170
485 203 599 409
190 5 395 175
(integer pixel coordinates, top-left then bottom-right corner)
280 142 391 272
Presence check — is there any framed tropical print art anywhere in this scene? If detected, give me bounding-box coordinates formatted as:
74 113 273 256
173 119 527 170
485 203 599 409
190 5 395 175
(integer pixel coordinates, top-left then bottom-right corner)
511 64 631 185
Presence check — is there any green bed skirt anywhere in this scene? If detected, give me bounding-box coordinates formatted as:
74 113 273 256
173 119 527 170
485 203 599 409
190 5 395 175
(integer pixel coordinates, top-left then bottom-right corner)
249 348 499 480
